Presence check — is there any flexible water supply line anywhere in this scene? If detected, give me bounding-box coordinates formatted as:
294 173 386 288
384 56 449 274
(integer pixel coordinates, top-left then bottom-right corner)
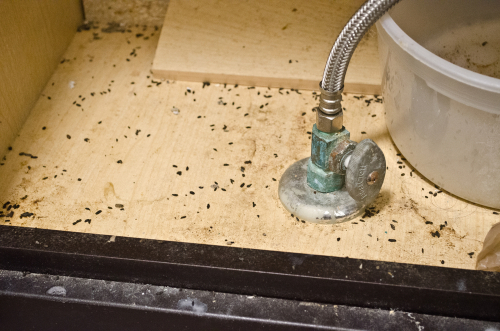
321 0 401 92
318 0 401 119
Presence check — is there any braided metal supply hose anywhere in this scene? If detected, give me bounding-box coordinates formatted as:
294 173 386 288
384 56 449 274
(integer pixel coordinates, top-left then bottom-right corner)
316 0 400 133
322 0 401 92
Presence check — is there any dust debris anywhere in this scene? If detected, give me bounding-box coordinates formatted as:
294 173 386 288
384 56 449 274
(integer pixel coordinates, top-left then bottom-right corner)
101 22 126 33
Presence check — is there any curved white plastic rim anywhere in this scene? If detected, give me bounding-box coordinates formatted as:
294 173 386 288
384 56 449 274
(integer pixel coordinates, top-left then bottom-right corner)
377 13 500 93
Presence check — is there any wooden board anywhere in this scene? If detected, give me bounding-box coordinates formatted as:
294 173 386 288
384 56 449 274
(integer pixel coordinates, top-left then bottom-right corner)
0 0 83 160
152 0 381 94
1 26 498 271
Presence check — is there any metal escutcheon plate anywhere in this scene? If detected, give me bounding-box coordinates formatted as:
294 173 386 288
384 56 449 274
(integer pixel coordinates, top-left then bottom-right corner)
279 158 365 224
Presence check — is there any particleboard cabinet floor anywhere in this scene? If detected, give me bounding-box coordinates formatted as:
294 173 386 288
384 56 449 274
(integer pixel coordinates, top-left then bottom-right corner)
0 26 498 270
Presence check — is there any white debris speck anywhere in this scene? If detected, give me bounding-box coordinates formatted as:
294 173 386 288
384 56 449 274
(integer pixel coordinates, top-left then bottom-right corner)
108 235 116 243
457 279 467 292
171 106 180 115
46 286 66 296
69 81 75 89
177 298 207 314
247 296 254 299
359 263 363 269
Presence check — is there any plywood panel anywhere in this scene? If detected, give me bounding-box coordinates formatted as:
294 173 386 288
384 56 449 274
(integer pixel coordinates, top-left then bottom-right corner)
0 26 498 271
152 0 381 94
0 0 83 160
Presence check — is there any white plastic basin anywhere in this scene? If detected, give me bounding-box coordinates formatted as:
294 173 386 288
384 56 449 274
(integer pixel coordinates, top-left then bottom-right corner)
376 0 500 208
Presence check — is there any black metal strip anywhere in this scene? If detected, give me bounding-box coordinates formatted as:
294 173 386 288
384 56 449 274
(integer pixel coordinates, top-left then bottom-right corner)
0 225 499 321
2 270 499 331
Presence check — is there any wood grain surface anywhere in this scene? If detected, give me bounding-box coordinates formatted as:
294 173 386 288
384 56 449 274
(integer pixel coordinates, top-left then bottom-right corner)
152 0 382 94
0 0 82 161
0 26 498 270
